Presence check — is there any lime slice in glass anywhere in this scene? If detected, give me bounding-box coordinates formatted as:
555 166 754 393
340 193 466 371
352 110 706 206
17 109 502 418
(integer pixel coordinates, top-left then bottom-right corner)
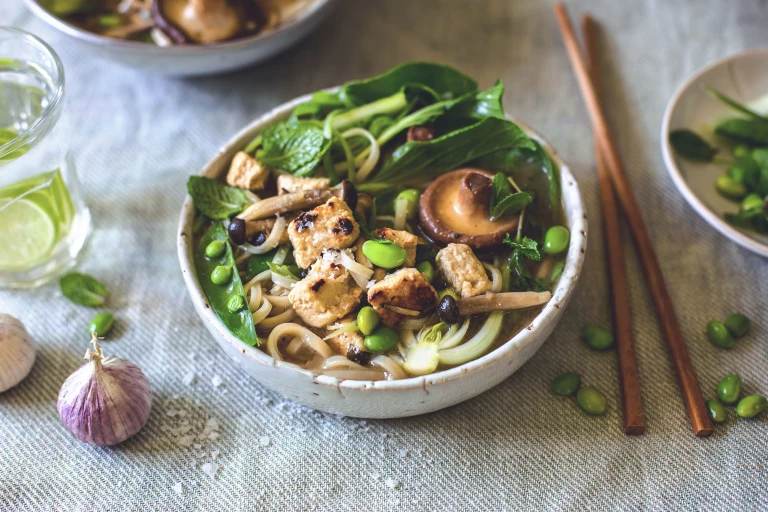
0 197 58 271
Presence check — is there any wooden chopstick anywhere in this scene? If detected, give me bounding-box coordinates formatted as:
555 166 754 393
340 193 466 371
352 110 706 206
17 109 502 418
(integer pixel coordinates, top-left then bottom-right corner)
582 15 645 435
554 3 713 437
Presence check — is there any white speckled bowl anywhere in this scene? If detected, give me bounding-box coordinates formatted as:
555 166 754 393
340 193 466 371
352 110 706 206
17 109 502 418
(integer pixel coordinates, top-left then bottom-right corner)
661 49 768 257
178 94 587 418
24 0 338 76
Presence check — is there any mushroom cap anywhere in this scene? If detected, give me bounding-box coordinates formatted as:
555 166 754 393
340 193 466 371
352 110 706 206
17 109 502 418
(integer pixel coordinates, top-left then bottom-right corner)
152 0 258 44
418 168 519 251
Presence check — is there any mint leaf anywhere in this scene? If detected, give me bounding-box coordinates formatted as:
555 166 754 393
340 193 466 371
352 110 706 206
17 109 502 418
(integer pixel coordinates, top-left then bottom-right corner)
489 173 532 220
503 234 541 261
60 272 109 307
256 119 330 176
187 176 248 220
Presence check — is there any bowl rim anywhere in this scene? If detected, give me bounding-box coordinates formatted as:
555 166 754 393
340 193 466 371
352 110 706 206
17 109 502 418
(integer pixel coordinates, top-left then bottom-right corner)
23 0 334 54
177 91 587 392
660 47 768 258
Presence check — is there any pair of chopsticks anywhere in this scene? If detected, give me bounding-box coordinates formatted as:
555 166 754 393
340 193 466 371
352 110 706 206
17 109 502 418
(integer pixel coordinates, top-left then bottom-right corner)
554 5 713 437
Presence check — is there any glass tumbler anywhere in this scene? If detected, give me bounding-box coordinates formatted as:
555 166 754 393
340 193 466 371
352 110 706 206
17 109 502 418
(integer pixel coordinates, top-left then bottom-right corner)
0 27 90 288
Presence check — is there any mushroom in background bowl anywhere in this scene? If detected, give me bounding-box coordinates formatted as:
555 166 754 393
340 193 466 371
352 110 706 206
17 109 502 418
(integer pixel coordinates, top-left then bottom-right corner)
24 0 338 75
177 63 587 418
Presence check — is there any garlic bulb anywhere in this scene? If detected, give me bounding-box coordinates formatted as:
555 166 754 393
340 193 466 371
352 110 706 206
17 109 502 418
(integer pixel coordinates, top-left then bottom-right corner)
58 334 152 446
0 314 36 393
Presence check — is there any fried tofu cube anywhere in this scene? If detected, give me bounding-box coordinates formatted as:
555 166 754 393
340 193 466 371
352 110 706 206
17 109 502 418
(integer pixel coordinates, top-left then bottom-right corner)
435 243 492 298
288 197 360 268
367 268 438 328
226 151 270 190
373 227 418 267
288 256 364 328
276 175 331 195
325 320 370 365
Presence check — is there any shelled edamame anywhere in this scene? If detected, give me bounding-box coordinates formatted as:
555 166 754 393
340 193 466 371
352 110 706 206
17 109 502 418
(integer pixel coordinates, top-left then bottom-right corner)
706 372 766 424
551 372 607 416
706 312 750 349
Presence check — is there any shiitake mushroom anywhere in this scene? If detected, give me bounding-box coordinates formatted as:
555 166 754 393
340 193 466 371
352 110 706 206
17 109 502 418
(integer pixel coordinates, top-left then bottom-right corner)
152 0 262 44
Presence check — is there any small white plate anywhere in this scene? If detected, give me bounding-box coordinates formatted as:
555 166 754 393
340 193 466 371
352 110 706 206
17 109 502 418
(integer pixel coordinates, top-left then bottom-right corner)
661 49 768 258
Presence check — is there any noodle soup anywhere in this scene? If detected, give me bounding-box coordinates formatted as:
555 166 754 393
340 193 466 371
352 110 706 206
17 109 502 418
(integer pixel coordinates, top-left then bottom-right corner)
187 63 568 381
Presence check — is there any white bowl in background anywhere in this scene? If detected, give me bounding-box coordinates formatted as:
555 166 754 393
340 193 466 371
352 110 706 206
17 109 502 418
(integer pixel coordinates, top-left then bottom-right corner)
177 93 587 418
661 49 768 258
24 0 338 76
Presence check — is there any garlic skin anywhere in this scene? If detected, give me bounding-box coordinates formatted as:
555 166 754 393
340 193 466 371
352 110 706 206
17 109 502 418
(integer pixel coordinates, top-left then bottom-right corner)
0 314 37 393
58 338 152 446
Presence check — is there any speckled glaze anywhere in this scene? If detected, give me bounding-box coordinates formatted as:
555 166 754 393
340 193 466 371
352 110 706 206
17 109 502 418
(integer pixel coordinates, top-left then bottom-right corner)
177 93 587 418
24 0 338 76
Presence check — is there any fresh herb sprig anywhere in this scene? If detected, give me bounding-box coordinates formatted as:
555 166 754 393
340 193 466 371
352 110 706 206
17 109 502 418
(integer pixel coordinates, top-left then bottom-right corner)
187 176 249 220
489 173 532 220
60 272 109 307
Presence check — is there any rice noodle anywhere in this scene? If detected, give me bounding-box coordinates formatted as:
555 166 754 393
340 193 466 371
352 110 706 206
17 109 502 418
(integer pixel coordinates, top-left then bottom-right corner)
438 318 470 349
342 128 380 182
267 323 333 362
244 270 272 293
323 321 358 340
320 369 386 381
265 294 291 307
248 283 263 311
270 272 297 290
258 308 296 330
242 216 286 254
285 337 305 357
483 262 503 293
393 196 408 230
322 356 368 370
370 355 408 380
251 298 273 325
272 245 289 264
385 305 421 317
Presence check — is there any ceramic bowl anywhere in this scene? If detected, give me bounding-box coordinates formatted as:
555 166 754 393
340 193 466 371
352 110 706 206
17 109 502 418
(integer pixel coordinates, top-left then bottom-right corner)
24 0 338 76
177 93 587 418
661 49 768 258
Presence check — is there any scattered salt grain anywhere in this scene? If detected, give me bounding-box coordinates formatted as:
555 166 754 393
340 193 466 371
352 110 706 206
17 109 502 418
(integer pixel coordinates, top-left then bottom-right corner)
211 449 220 460
211 375 223 388
208 432 220 442
259 436 271 447
172 483 183 494
385 478 400 489
189 352 197 360
201 462 219 480
399 449 409 458
206 417 220 431
178 435 195 447
182 372 196 386
193 443 202 450
371 473 381 481
165 409 179 417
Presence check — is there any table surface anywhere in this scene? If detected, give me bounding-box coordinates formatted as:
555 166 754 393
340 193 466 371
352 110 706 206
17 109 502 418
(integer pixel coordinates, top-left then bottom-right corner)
2 1 767 510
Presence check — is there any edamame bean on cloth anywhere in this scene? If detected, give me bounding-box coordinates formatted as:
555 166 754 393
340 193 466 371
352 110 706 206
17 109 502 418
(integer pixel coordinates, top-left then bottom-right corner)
576 386 607 415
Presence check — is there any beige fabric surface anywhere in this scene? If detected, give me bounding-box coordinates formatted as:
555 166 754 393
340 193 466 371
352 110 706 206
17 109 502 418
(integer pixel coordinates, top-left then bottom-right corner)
1 1 767 510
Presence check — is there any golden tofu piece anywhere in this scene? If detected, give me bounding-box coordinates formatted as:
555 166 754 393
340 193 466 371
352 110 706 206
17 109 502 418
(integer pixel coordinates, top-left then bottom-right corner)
367 268 438 328
435 243 492 298
276 175 331 195
226 151 269 190
288 197 360 268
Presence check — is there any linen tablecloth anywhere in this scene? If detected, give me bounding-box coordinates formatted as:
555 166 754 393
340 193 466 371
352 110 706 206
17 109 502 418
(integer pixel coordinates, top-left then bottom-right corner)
1 1 767 510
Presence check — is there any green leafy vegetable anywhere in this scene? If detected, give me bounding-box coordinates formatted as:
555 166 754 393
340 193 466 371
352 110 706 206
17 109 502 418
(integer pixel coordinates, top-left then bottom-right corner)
267 262 301 280
533 140 561 218
373 117 535 183
415 243 439 264
502 234 546 292
489 173 532 220
60 272 109 307
340 62 478 105
293 91 350 119
256 119 330 176
669 129 718 162
246 251 276 280
750 149 768 196
195 224 259 346
714 118 768 146
503 234 541 261
704 85 768 121
187 176 249 220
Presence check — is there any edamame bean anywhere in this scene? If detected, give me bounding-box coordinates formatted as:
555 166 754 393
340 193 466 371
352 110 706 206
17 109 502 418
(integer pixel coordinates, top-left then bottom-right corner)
417 261 435 283
724 313 750 338
438 288 458 301
88 312 114 336
706 320 734 349
736 394 767 419
364 326 399 353
227 294 245 313
576 386 607 415
732 144 750 159
706 399 728 423
205 240 226 259
362 240 407 269
211 265 233 285
357 306 379 336
551 372 580 397
741 194 764 213
543 226 570 255
396 189 420 220
715 175 747 200
581 324 614 351
716 374 742 404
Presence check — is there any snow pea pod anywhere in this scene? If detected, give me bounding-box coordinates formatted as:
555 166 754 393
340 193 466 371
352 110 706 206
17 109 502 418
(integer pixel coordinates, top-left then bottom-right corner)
195 223 259 346
714 118 768 146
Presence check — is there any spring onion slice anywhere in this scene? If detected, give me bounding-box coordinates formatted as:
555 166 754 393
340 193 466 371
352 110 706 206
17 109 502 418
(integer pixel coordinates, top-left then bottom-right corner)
252 298 273 325
393 195 408 230
342 128 380 182
437 318 470 350
438 312 503 366
370 355 408 380
403 341 440 376
272 245 289 264
242 216 286 255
